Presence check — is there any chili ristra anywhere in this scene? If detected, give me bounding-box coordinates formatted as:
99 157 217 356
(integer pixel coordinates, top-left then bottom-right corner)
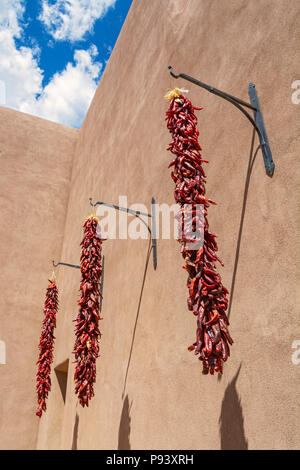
36 274 58 417
165 88 233 374
73 214 104 407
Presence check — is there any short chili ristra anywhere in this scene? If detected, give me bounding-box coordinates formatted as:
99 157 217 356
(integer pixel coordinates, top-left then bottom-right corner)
73 214 105 406
36 274 58 417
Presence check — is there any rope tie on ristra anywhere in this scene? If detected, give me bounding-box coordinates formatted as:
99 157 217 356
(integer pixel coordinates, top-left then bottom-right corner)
165 87 233 375
73 213 105 407
164 87 189 101
87 212 99 222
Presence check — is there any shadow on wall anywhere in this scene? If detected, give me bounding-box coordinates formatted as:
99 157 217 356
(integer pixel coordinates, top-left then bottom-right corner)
71 413 79 450
218 129 260 383
122 237 153 397
118 395 132 450
227 128 261 321
219 364 248 450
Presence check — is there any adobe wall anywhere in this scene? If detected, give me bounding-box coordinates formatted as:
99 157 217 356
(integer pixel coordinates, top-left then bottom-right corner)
33 0 300 449
0 107 78 449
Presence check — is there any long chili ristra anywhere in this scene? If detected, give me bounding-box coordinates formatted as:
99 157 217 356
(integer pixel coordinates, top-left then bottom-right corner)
73 214 104 406
165 88 233 375
36 274 58 417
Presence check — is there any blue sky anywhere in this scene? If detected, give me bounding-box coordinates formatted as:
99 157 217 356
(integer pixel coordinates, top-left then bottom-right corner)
0 0 133 128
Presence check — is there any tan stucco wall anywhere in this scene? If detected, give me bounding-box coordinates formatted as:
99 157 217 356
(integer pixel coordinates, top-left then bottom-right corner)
1 0 300 450
0 107 78 449
36 0 300 450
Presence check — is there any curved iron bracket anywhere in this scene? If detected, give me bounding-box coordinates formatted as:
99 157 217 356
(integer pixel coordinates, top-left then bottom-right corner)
168 65 274 177
89 197 157 270
52 260 80 269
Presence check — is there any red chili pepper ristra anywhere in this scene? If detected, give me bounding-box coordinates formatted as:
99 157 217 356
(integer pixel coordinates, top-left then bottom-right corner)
36 274 58 417
165 88 233 375
73 214 104 407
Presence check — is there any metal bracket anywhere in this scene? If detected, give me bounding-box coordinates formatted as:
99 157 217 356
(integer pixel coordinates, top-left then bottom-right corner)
99 255 105 312
89 197 157 270
52 260 80 270
248 83 274 176
151 197 157 270
52 258 105 312
168 65 274 177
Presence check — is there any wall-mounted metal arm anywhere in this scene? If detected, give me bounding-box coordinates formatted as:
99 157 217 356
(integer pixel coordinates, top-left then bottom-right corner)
52 258 105 312
168 65 274 177
52 260 80 269
151 197 157 270
169 65 257 111
99 255 105 312
89 198 151 219
89 197 157 270
89 198 151 235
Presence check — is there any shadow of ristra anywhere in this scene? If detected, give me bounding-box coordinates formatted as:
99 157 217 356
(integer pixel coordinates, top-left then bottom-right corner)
118 395 132 450
71 413 79 450
219 364 248 450
227 128 260 322
122 238 152 398
217 130 260 383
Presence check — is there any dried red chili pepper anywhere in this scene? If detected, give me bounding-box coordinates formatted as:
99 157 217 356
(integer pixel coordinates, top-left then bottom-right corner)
36 274 58 417
73 214 104 407
165 88 233 375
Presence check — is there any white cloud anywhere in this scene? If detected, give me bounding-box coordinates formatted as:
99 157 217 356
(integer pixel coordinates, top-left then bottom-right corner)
0 1 43 112
39 0 117 41
21 45 102 128
0 0 24 37
0 1 102 128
